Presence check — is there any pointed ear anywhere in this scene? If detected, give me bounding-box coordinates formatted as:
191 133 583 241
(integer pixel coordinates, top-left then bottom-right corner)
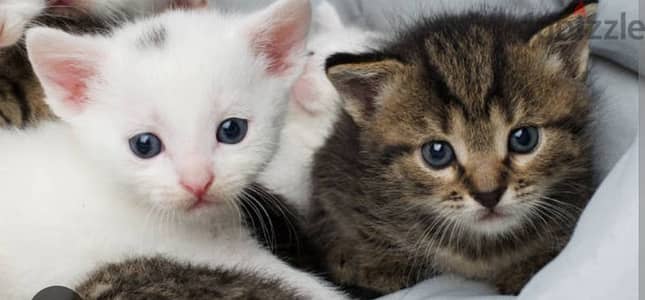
248 0 312 76
313 1 344 33
529 1 598 80
325 53 404 124
26 27 103 119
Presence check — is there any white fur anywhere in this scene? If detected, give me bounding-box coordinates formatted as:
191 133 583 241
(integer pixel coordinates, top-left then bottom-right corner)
258 1 383 213
0 0 43 47
0 1 346 299
0 0 205 48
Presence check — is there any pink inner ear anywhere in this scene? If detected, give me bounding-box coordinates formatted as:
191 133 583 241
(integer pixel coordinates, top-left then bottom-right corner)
45 60 95 109
253 24 304 75
290 63 318 115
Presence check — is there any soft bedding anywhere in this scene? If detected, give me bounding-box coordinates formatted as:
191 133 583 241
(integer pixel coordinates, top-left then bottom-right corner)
212 0 639 298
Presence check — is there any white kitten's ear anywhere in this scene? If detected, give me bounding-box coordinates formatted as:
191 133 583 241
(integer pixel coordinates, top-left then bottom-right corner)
248 0 312 76
26 27 104 119
313 1 343 33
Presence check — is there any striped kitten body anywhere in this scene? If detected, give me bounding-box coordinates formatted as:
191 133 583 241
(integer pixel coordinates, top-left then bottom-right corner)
76 257 302 300
309 1 597 296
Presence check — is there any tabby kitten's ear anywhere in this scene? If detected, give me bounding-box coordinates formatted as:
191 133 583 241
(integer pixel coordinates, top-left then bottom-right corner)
325 53 404 124
529 0 598 80
26 28 104 120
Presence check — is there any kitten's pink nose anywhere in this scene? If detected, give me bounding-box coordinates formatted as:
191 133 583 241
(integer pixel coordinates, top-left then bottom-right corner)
180 174 214 199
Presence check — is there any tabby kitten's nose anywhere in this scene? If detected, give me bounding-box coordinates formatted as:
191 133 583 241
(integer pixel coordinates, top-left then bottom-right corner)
473 187 506 209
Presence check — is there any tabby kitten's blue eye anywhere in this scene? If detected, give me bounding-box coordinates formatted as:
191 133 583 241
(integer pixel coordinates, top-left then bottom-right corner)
129 133 163 159
509 127 540 154
217 118 248 144
422 141 455 169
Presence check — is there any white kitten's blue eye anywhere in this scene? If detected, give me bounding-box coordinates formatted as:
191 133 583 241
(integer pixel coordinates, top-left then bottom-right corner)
509 127 540 154
217 118 248 144
422 141 455 169
129 133 163 159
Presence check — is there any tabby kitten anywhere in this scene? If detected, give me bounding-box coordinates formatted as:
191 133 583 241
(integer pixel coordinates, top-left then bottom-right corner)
309 1 596 296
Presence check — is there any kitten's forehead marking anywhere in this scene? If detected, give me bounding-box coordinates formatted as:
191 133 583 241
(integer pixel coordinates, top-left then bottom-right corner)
420 26 505 119
137 25 167 49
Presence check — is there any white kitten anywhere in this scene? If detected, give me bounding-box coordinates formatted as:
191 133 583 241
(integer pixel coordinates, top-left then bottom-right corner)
258 0 383 213
0 1 345 299
0 0 206 47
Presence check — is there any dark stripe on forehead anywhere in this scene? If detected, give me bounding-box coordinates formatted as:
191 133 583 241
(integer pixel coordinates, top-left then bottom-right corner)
419 50 471 127
137 25 167 49
487 38 505 100
420 51 455 105
486 37 514 122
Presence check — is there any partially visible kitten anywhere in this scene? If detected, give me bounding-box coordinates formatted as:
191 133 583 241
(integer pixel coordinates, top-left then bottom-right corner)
308 1 596 296
0 0 206 127
251 0 383 273
0 1 345 299
258 0 383 214
0 0 207 47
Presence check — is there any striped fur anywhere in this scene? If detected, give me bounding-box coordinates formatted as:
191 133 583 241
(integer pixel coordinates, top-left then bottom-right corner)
308 1 597 296
76 256 301 300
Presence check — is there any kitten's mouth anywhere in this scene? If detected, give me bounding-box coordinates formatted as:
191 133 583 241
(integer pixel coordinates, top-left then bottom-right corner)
187 197 217 212
478 210 507 222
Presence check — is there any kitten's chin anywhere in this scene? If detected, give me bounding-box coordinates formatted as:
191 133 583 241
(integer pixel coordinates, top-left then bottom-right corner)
182 196 224 217
147 197 223 224
183 205 220 222
467 209 523 236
